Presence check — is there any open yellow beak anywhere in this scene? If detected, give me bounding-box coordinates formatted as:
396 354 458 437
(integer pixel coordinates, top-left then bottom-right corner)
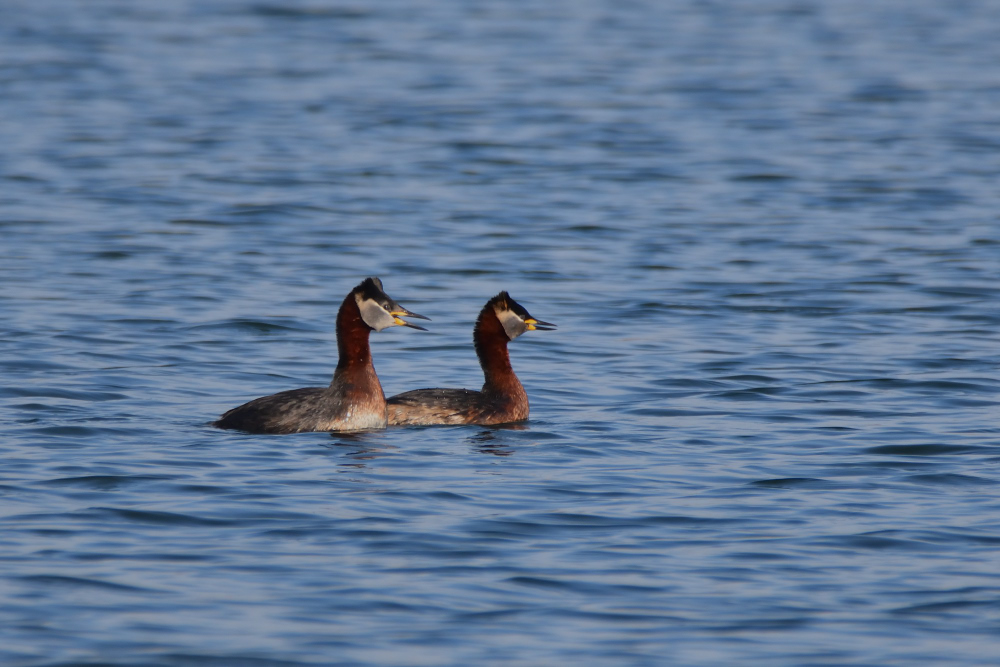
391 308 430 331
524 317 556 331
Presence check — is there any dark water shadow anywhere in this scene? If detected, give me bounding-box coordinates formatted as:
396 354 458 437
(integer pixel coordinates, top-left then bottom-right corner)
467 423 528 457
311 431 397 467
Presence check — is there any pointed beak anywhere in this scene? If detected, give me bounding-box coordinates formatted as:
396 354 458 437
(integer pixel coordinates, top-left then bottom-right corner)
391 307 430 331
524 317 556 331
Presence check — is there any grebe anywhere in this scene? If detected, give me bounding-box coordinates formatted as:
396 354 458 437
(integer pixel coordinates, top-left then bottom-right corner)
214 277 428 434
387 292 554 426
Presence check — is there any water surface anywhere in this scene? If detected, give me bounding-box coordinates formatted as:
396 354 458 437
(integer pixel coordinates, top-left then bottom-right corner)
2 0 1000 664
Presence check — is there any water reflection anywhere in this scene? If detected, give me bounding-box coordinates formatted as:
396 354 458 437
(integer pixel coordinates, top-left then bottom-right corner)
317 432 398 466
467 423 528 456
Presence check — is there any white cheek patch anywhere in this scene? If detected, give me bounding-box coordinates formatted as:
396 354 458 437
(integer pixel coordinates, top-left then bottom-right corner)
496 308 526 340
358 296 396 331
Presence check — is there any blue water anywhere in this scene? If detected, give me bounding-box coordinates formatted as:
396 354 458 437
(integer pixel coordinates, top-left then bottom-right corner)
3 0 1000 664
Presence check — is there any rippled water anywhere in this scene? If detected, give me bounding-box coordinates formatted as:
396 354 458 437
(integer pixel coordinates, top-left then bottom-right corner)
3 0 1000 664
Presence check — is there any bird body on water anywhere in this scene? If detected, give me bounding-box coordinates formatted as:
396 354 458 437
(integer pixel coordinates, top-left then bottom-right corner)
387 292 554 426
214 277 427 434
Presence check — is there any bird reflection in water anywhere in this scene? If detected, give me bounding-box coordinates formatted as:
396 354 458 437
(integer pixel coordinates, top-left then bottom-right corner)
317 432 397 469
468 423 527 457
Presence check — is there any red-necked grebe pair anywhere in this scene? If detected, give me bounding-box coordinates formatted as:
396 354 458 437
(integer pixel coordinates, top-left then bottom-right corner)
213 277 554 434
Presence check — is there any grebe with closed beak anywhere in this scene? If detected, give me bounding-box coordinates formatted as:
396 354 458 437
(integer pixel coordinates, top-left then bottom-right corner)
387 291 554 426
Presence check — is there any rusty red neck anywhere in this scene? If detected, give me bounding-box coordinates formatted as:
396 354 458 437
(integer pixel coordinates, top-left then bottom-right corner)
335 293 373 372
474 306 522 395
